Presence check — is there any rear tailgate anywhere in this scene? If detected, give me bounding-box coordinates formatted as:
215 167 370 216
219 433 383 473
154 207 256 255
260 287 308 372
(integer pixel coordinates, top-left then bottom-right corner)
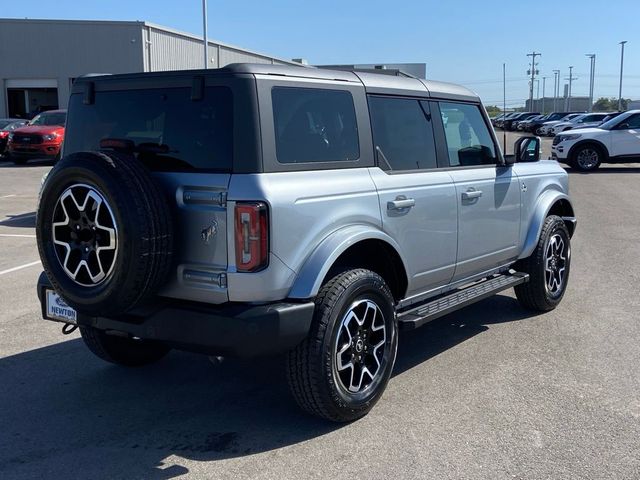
154 172 230 304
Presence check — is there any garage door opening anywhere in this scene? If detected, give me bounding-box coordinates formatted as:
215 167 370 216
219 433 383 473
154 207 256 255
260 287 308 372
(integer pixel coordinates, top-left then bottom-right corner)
7 88 59 119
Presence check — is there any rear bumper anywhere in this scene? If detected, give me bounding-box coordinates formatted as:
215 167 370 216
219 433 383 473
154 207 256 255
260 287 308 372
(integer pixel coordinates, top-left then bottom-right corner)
37 273 314 358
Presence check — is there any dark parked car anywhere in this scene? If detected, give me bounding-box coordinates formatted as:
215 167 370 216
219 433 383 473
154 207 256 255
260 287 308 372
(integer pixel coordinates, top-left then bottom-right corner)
0 119 28 155
503 112 540 131
526 112 584 134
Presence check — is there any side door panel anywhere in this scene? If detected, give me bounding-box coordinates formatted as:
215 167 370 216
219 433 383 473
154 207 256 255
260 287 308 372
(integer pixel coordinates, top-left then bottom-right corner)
369 168 458 295
448 167 521 280
367 96 457 296
434 101 521 282
608 114 640 157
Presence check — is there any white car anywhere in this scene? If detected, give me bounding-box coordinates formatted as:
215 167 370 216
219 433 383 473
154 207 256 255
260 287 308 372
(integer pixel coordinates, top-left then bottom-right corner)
551 110 640 171
539 113 583 136
549 113 610 136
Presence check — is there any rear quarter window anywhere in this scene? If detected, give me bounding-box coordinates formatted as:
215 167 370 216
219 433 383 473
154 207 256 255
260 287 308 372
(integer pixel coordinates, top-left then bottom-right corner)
272 87 359 164
64 87 233 172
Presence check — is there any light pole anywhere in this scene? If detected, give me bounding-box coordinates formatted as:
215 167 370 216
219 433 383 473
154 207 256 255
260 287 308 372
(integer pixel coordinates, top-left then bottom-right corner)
202 0 209 69
542 76 547 114
586 54 595 112
553 69 560 111
618 41 627 111
567 66 575 111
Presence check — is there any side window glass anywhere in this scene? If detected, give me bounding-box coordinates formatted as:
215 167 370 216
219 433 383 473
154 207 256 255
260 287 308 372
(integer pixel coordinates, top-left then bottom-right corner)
439 102 497 167
624 114 640 129
272 87 359 164
368 96 437 171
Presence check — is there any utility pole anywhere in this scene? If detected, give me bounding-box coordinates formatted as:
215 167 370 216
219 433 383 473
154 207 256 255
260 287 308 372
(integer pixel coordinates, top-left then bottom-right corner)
618 41 627 111
586 54 595 112
202 0 209 69
527 51 541 111
553 69 560 111
542 76 547 114
566 66 577 111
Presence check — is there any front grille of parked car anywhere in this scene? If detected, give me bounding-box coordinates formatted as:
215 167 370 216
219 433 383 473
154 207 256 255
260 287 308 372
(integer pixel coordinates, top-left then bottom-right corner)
13 134 43 145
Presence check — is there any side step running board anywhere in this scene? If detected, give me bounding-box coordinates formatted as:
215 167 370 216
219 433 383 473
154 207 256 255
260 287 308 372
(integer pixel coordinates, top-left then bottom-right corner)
397 272 529 330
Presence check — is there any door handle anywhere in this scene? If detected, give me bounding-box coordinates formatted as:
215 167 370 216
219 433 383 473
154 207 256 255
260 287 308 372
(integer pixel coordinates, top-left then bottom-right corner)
461 189 483 201
387 197 416 210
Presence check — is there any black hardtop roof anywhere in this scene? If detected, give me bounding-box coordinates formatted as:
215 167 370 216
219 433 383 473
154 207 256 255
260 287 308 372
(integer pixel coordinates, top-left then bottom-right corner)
75 63 480 102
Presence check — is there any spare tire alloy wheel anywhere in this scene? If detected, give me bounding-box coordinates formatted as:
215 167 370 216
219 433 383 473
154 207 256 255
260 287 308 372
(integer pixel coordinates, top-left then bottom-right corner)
37 151 173 317
52 184 118 286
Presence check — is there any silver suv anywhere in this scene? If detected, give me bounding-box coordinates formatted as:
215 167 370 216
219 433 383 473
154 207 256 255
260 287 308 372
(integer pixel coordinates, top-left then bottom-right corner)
36 64 576 422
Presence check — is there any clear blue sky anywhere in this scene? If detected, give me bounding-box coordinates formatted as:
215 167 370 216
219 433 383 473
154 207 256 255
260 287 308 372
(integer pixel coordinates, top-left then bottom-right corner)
4 0 640 107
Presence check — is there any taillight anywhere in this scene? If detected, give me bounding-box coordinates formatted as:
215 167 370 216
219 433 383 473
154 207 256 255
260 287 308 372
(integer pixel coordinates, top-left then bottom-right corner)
234 202 269 272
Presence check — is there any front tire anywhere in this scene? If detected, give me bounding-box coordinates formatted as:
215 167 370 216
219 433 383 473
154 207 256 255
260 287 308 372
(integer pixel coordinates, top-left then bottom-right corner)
80 326 170 367
571 143 603 172
287 269 398 422
514 215 571 312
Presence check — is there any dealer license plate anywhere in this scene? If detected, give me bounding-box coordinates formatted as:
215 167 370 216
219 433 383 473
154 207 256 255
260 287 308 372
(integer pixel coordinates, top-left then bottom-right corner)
45 290 77 324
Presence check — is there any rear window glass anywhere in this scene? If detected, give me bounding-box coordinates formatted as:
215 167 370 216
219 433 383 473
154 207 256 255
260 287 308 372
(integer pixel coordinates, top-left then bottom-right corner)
64 87 232 171
272 87 359 164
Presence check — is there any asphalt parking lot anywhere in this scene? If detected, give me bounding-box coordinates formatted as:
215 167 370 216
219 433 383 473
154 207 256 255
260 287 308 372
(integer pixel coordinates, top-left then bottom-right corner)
1 144 639 480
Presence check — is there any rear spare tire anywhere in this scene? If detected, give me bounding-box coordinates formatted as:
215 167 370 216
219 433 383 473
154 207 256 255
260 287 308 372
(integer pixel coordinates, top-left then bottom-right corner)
37 151 173 316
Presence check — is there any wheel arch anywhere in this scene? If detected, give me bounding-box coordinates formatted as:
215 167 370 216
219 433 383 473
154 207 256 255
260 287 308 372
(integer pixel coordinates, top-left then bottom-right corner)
288 225 409 302
520 191 576 260
568 139 610 161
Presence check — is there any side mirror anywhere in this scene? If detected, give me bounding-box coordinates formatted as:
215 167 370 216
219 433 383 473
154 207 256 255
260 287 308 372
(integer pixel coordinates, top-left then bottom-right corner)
513 136 541 163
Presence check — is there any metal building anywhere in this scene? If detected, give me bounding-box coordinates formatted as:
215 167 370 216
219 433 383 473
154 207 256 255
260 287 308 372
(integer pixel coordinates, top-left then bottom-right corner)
0 18 299 118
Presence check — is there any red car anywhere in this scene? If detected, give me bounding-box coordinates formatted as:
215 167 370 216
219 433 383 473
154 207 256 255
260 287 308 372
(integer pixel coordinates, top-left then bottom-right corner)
7 110 66 164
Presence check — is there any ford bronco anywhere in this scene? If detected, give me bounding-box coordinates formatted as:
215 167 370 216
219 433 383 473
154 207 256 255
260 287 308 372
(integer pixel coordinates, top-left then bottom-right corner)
36 64 576 422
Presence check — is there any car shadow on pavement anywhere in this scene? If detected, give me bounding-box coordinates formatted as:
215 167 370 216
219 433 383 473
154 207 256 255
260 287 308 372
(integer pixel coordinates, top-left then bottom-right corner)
0 294 532 479
0 212 36 228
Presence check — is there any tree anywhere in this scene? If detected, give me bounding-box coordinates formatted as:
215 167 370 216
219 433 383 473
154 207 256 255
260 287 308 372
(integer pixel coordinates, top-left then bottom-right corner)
592 97 631 112
485 105 502 116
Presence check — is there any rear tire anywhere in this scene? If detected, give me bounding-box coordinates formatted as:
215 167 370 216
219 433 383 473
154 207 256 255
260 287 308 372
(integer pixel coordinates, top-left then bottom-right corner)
286 269 398 422
514 215 571 312
80 326 170 367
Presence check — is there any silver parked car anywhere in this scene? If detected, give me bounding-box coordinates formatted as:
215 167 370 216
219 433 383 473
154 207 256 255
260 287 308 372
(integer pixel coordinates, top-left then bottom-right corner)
36 64 576 422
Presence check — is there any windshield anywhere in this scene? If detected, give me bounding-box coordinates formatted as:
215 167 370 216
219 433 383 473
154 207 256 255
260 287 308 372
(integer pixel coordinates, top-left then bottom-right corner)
30 112 66 127
0 120 13 129
567 114 588 123
599 111 632 130
1 121 24 132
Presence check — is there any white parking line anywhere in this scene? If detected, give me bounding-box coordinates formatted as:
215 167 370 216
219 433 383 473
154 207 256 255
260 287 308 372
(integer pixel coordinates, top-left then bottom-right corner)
0 260 41 276
0 194 17 198
0 234 37 238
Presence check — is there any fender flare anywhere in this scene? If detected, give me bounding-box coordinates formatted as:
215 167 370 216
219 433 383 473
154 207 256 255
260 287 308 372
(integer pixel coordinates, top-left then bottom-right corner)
288 224 409 300
519 190 575 259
